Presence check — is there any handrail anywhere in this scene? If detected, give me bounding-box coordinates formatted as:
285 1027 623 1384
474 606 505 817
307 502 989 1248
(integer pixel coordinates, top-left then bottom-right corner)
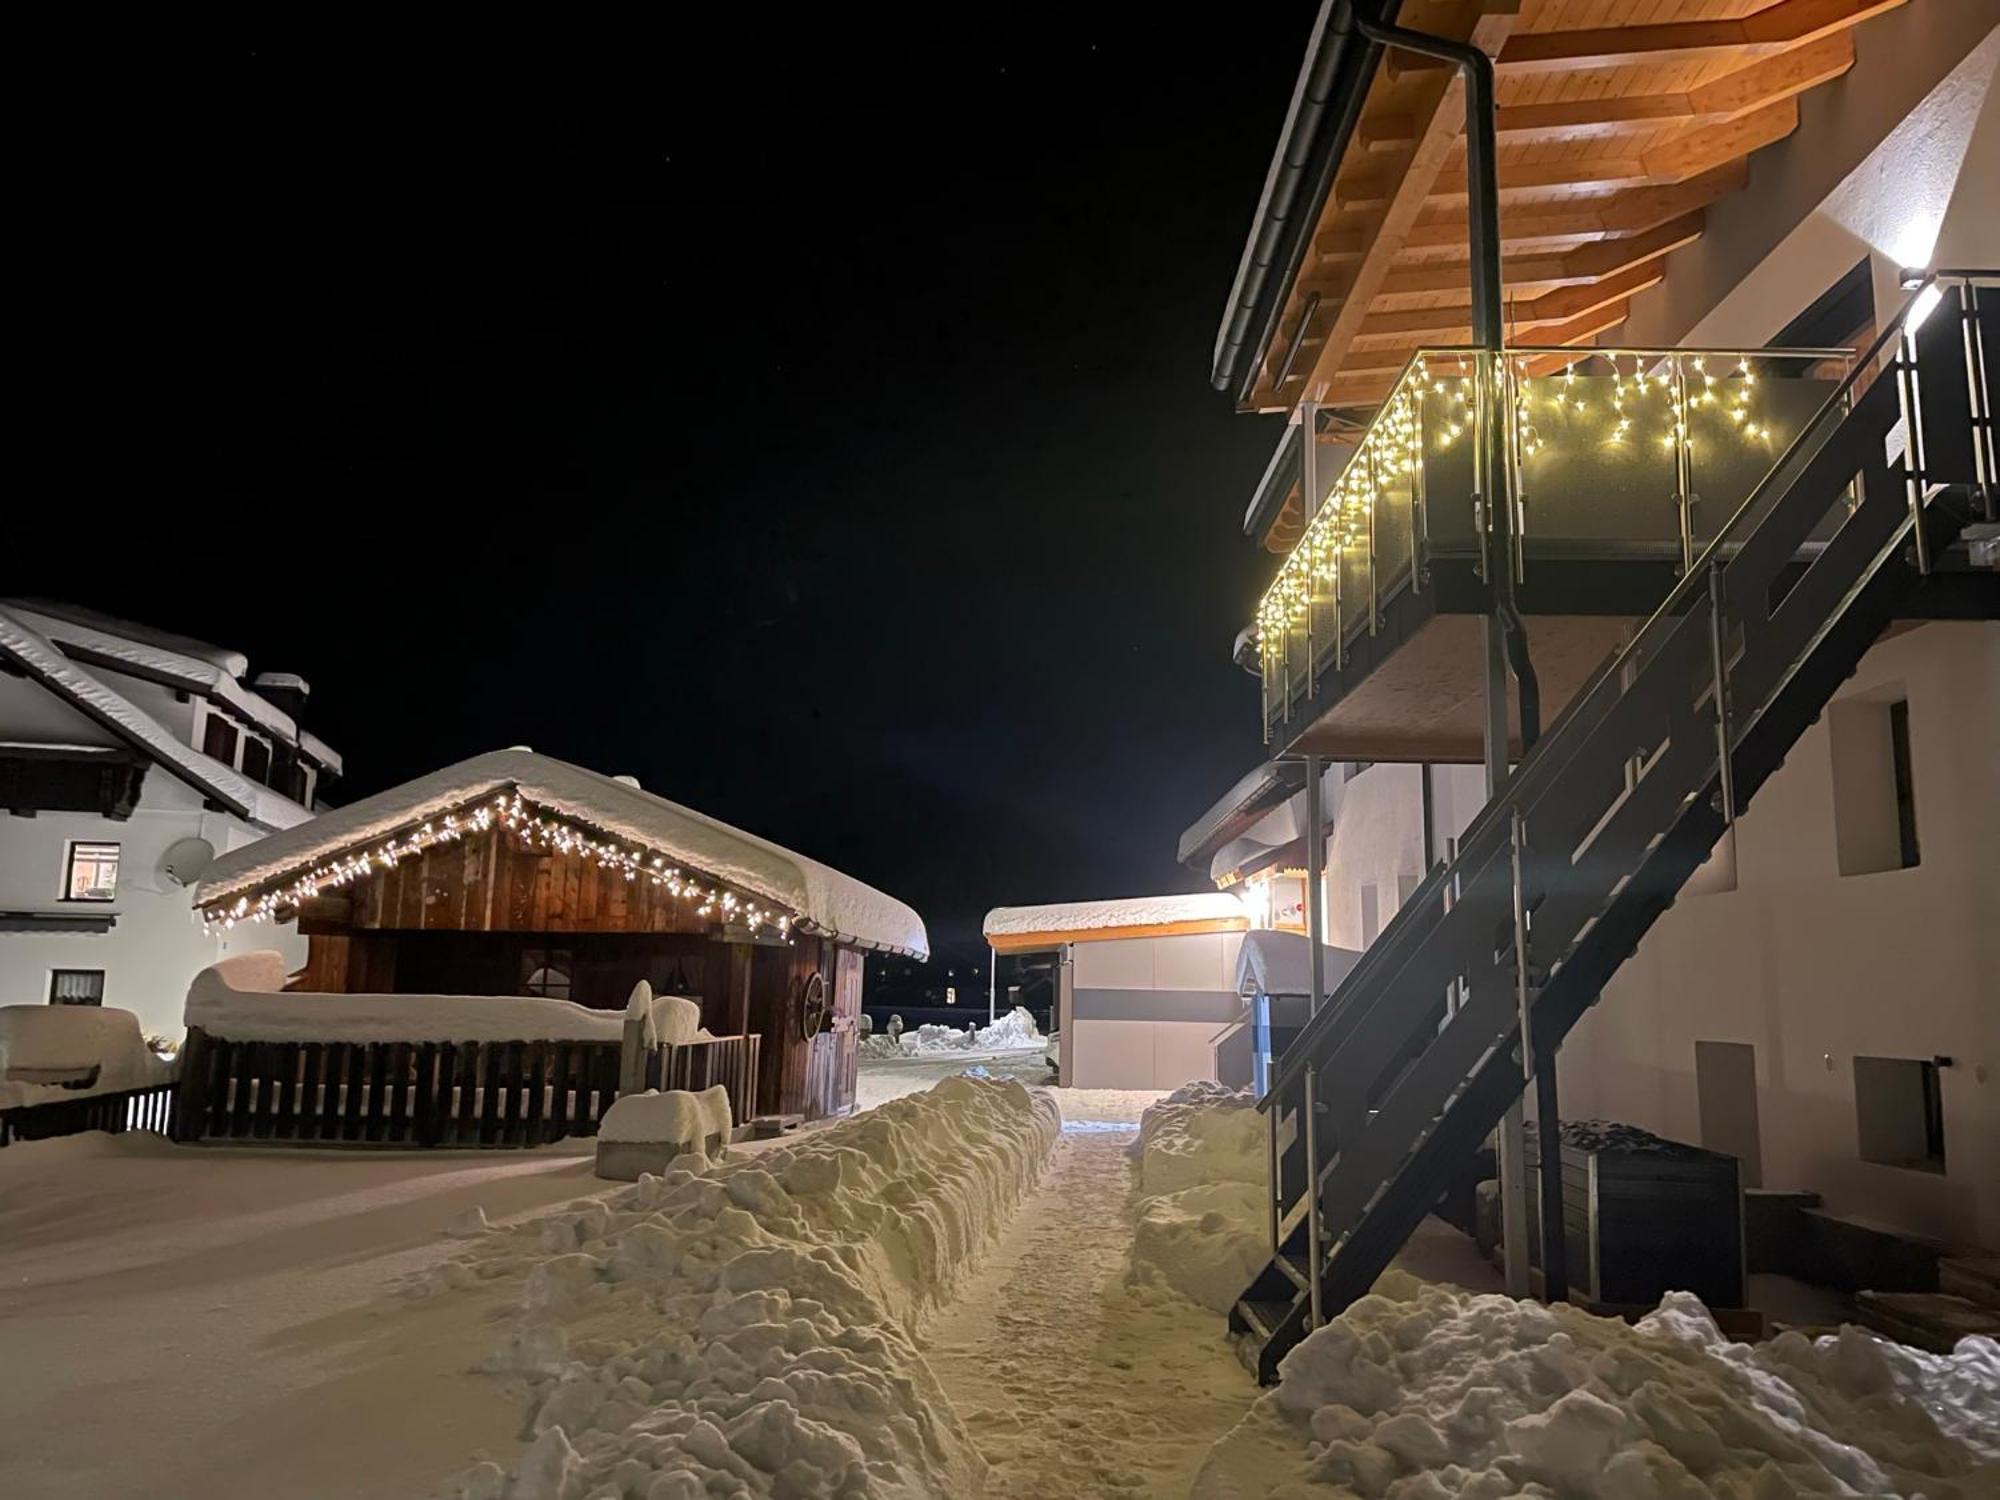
1261 270 1995 1102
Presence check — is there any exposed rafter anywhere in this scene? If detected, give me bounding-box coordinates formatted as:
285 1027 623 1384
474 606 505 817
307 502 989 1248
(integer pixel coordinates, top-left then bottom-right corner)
1493 0 1904 74
1371 212 1703 302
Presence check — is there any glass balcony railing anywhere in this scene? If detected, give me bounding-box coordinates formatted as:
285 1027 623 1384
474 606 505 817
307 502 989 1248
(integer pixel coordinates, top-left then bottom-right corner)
1255 343 1856 738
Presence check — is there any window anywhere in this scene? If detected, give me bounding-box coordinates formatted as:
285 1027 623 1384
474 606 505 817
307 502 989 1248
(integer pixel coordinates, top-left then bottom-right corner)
202 713 239 766
521 948 574 1000
49 969 105 1005
64 841 120 901
241 735 271 785
1829 693 1921 875
1854 1055 1947 1173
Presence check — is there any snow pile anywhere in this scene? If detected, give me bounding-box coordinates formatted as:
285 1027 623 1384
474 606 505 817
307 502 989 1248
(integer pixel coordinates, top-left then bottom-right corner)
860 1006 1045 1059
0 1004 175 1107
596 1086 733 1149
624 982 710 1047
186 952 623 1043
430 1075 1061 1499
1126 1082 1270 1312
1193 1276 2000 1499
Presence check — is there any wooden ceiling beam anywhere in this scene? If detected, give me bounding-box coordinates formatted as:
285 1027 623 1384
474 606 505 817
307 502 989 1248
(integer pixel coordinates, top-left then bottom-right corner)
1355 260 1668 342
1259 3 1519 410
1373 212 1702 302
1391 164 1743 258
1344 298 1634 374
1492 30 1853 140
1491 0 1904 75
1638 96 1800 181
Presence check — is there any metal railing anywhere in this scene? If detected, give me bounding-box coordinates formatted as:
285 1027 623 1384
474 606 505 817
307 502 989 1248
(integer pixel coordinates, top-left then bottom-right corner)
1255 341 1860 740
1253 270 1994 1343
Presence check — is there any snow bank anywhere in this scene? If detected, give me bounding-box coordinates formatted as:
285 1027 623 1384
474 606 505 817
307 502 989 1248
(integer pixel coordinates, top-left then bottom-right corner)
1193 1277 2000 1499
430 1075 1061 1499
186 952 623 1044
0 1005 174 1107
983 891 1247 941
596 1086 732 1147
860 1005 1045 1059
1126 1082 1270 1313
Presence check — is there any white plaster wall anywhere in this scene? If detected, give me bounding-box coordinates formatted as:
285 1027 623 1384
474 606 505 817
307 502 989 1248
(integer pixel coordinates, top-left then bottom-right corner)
1069 930 1245 991
1559 623 2000 1252
1070 1018 1228 1091
0 681 305 1040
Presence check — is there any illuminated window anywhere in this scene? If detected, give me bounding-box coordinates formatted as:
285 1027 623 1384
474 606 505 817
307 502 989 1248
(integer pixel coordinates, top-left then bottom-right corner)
521 948 574 1000
50 969 105 1006
64 841 120 902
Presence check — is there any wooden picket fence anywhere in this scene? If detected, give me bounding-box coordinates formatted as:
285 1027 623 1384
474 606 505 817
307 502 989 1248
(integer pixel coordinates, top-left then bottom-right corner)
0 1081 180 1148
639 1033 761 1129
177 1028 625 1147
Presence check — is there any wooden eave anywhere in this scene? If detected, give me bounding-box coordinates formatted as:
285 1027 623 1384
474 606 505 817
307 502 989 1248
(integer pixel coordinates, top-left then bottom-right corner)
1243 0 1905 551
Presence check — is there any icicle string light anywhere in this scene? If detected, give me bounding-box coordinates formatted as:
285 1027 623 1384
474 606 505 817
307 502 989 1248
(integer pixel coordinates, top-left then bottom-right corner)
1256 348 1783 669
199 791 793 940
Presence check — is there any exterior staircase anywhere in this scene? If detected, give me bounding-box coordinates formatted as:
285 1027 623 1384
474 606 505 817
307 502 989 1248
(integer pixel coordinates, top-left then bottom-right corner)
1232 273 1998 1384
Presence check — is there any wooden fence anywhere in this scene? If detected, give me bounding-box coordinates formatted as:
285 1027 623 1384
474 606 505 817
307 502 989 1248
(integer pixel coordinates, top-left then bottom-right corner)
177 1029 625 1147
0 1082 180 1148
640 1033 761 1129
175 1028 764 1148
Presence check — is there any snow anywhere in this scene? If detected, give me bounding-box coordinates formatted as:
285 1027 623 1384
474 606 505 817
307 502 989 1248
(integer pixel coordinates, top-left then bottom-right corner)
0 604 310 829
427 1074 1059 1499
194 748 929 957
861 1004 1045 1059
1125 1082 1270 1312
596 1086 732 1147
1236 928 1366 997
624 981 708 1046
186 951 625 1043
982 891 1249 940
2 600 341 774
0 1004 174 1107
1193 1278 2000 1499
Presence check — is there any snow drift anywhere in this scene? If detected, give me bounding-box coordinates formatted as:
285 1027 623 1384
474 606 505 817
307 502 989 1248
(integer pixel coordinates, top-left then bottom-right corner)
1125 1082 1269 1313
1193 1275 2000 1499
430 1075 1061 1499
0 1004 174 1108
859 1005 1045 1059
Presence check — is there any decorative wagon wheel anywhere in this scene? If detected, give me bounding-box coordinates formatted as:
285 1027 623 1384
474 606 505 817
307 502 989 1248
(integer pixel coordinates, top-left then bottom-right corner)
796 971 830 1040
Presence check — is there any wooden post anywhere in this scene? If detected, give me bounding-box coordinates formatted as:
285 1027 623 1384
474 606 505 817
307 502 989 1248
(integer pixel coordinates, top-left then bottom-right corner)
619 1005 649 1099
176 1026 212 1142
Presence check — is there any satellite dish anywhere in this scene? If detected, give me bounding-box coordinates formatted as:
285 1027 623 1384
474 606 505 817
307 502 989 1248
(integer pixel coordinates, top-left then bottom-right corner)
160 836 216 887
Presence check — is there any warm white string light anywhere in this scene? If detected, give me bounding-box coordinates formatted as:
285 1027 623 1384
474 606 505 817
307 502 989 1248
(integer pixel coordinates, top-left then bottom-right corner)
200 791 794 940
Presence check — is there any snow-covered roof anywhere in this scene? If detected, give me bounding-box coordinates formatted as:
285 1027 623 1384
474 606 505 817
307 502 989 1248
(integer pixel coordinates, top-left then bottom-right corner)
0 606 312 832
982 892 1249 947
2 600 343 774
1235 929 1364 999
195 748 930 958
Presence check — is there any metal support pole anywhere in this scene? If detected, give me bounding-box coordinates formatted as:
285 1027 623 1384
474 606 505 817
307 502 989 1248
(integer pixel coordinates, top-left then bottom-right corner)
1707 559 1737 827
1535 1038 1568 1304
1896 327 1933 574
1303 402 1321 694
988 946 997 1028
1304 1063 1324 1329
1305 755 1327 1016
1671 354 1695 572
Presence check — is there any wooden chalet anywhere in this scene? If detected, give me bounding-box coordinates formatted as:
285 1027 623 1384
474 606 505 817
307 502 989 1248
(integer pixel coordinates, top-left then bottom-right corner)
191 749 929 1121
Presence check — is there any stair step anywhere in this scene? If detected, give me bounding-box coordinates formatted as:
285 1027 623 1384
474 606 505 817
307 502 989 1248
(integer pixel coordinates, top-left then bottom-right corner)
1855 1291 2000 1355
1940 1257 2000 1312
1276 1251 1312 1294
1233 1297 1295 1344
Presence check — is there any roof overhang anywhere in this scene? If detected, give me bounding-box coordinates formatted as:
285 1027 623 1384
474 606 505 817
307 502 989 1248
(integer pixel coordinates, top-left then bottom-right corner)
1176 759 1306 869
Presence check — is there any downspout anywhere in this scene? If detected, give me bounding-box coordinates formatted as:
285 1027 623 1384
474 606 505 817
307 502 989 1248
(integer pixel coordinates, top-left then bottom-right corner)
1349 5 1541 751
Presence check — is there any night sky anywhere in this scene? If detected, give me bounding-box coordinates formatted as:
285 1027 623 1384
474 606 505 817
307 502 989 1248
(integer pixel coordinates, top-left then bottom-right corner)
15 14 1315 984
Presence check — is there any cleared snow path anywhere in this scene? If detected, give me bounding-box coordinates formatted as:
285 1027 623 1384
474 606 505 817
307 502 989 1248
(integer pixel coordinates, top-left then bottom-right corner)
922 1126 1259 1498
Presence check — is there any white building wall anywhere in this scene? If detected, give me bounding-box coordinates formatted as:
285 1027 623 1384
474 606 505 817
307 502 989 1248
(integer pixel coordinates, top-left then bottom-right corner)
1558 623 2000 1252
1067 930 1245 1090
0 683 305 1040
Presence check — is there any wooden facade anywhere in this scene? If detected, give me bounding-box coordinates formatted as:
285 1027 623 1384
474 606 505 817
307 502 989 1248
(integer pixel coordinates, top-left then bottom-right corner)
281 820 866 1120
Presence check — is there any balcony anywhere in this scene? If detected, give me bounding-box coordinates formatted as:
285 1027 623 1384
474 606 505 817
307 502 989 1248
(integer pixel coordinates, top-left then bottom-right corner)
1254 343 1869 758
